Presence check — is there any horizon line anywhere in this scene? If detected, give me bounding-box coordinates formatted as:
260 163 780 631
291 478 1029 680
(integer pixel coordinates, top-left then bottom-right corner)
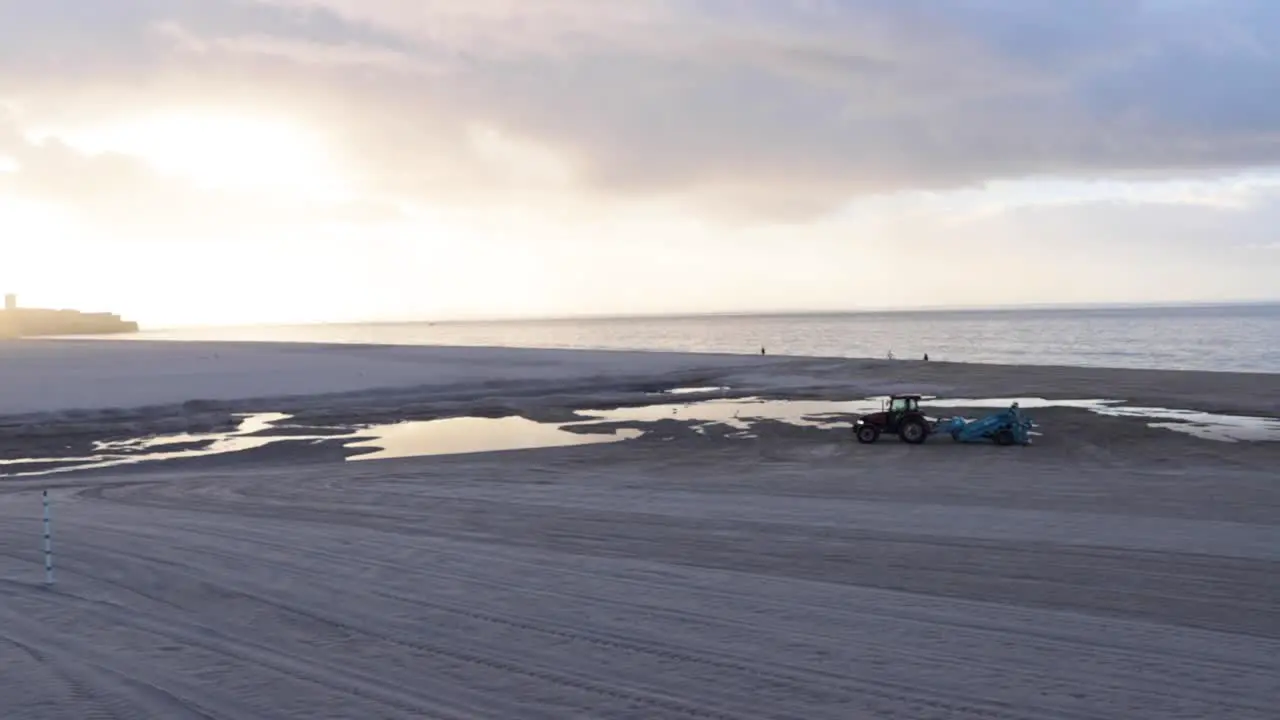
142 298 1280 331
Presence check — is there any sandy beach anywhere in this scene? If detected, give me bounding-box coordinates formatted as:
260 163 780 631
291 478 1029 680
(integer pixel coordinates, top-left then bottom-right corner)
1 339 1277 719
2 339 1277 456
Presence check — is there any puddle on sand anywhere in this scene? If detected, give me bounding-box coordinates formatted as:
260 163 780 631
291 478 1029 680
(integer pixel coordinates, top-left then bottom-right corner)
4 395 1275 478
93 413 292 453
0 413 330 478
920 398 1280 442
346 416 642 461
577 397 884 434
920 398 1118 410
1090 406 1280 443
650 386 732 396
592 395 1119 435
580 396 1280 443
2 413 644 477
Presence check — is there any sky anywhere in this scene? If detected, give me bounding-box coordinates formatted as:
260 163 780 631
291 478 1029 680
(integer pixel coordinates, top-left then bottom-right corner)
1 0 1279 327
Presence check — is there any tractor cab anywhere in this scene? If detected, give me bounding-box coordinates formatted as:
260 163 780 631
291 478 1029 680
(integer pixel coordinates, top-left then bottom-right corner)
886 394 921 417
854 394 931 444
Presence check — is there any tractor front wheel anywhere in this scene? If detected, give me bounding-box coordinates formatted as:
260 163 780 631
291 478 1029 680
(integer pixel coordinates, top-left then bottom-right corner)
899 419 928 444
856 426 880 444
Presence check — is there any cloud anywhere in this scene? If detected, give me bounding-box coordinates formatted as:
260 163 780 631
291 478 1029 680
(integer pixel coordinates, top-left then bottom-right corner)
151 21 440 76
4 0 1280 220
1 110 166 208
0 108 404 240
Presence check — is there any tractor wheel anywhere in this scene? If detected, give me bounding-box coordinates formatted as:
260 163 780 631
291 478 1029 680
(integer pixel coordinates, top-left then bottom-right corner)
899 419 928 444
994 429 1016 446
856 426 880 444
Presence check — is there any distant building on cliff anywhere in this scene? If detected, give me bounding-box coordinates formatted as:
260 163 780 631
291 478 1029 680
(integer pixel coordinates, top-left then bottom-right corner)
0 294 139 338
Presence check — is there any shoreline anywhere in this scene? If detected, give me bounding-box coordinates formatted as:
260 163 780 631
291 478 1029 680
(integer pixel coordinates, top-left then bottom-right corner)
38 301 1280 376
21 334 1280 376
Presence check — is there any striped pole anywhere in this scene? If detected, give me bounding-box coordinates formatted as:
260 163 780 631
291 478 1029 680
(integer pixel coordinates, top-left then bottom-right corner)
42 490 54 586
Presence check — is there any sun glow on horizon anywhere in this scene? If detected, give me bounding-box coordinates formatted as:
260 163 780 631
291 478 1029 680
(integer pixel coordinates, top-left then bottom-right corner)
4 106 1279 329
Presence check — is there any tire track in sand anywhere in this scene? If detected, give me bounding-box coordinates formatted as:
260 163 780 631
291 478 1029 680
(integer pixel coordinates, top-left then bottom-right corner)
63 542 1034 720
18 583 770 720
0 633 175 720
60 523 1276 720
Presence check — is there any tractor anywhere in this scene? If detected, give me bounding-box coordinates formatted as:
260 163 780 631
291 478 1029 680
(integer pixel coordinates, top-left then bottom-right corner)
852 394 932 444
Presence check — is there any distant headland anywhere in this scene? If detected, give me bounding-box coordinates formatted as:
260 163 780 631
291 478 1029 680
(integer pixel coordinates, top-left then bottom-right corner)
0 293 139 338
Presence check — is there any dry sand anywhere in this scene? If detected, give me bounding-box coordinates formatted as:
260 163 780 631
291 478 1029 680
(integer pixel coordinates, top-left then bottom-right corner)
0 340 1277 718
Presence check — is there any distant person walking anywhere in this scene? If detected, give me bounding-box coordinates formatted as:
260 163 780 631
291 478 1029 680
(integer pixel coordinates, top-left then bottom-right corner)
761 346 766 355
923 353 929 361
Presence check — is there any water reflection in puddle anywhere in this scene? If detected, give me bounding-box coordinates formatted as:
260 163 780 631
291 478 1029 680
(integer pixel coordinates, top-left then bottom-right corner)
0 413 316 478
921 398 1118 409
578 397 882 433
576 396 1116 435
2 394 1275 478
346 416 641 461
582 396 1280 443
0 414 646 477
650 386 732 396
1090 406 1280 443
919 398 1279 442
93 413 292 453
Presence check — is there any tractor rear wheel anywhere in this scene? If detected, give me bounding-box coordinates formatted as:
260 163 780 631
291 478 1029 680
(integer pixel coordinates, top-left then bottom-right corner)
899 419 928 444
994 428 1016 446
856 426 880 444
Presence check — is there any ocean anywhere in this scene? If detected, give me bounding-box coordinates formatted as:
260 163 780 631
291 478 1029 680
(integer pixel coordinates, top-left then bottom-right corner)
125 303 1280 374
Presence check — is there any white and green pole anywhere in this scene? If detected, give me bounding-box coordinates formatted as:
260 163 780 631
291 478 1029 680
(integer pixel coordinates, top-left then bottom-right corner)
42 490 54 586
